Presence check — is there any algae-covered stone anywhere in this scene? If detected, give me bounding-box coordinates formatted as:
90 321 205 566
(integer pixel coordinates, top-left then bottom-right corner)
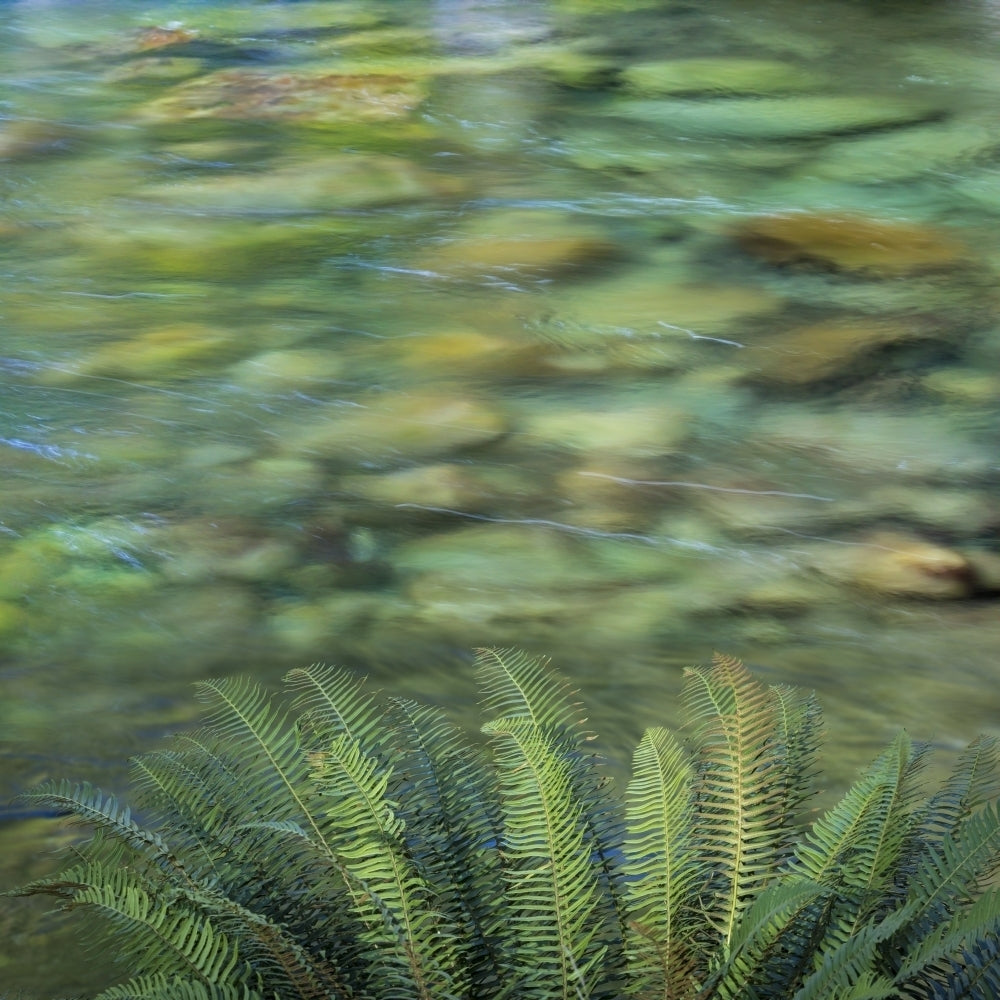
417 209 621 282
228 349 346 392
609 94 941 140
755 408 990 481
268 592 387 654
521 402 690 458
921 368 1000 404
289 392 508 464
545 276 782 338
44 323 239 382
387 329 543 377
341 463 514 512
140 154 464 214
75 216 351 281
808 120 997 183
733 213 969 276
807 531 976 599
141 69 427 125
395 523 679 594
743 316 944 386
104 56 205 84
622 58 823 96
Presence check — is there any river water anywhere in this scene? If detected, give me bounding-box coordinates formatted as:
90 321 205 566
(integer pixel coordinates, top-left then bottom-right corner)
2 0 999 994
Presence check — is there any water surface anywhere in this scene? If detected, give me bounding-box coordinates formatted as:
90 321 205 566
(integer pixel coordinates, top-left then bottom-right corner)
2 0 1000 993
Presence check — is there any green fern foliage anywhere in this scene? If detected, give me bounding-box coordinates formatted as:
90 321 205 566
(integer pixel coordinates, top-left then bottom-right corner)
9 649 1000 999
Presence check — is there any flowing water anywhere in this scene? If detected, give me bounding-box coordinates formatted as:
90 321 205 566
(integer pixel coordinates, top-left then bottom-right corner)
2 0 1000 993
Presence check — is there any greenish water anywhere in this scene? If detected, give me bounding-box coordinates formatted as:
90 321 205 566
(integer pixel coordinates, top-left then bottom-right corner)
2 0 1000 993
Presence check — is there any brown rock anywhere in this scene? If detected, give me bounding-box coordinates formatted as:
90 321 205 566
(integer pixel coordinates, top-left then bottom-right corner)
810 531 976 599
745 316 939 386
734 213 969 276
424 234 620 281
142 69 426 124
131 24 199 52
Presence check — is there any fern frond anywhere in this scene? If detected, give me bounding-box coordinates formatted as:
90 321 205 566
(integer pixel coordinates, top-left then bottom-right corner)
769 682 823 831
682 654 797 948
20 862 243 986
622 725 702 998
476 647 587 741
96 975 264 1000
478 647 629 986
915 736 1000 843
13 780 189 881
894 800 1000 950
794 732 918 893
389 697 510 996
308 731 462 1000
193 677 319 837
705 877 829 1000
916 931 1000 1000
485 717 608 1000
790 902 913 1000
894 887 1000 993
285 663 386 748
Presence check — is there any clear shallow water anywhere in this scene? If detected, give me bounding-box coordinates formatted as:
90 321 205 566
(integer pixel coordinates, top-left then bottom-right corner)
2 0 1000 993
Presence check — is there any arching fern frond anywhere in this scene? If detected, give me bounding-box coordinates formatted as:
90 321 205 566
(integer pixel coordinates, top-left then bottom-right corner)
682 654 807 949
622 725 701 998
485 716 609 1000
307 731 462 1000
96 975 264 1000
477 646 629 986
705 877 829 1000
17 862 243 987
388 697 510 995
285 663 387 750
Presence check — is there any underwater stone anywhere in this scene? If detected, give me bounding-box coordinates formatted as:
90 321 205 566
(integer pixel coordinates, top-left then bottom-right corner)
140 69 427 125
622 58 824 96
742 316 944 386
41 323 239 382
289 392 508 464
733 213 969 276
608 94 941 139
807 531 977 599
228 349 345 392
139 154 465 214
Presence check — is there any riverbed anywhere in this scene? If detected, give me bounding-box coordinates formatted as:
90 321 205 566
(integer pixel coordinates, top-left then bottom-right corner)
2 0 999 994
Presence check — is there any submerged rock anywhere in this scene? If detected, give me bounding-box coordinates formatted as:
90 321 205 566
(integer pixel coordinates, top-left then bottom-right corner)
622 58 823 96
520 402 690 459
807 119 997 183
608 94 941 140
733 213 969 276
139 154 464 214
416 210 621 283
40 323 239 383
288 393 508 464
141 69 427 125
807 531 977 599
228 349 345 392
743 315 945 386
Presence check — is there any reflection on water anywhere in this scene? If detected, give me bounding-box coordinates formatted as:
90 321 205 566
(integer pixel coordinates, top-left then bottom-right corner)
2 0 1000 993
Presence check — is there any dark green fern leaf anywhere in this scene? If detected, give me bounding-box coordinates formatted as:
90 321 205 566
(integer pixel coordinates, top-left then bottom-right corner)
96 975 264 1000
703 877 829 999
307 730 463 1000
387 696 511 996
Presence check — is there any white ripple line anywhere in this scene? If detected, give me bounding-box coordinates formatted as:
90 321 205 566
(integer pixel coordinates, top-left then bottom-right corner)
577 472 835 502
393 504 658 543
